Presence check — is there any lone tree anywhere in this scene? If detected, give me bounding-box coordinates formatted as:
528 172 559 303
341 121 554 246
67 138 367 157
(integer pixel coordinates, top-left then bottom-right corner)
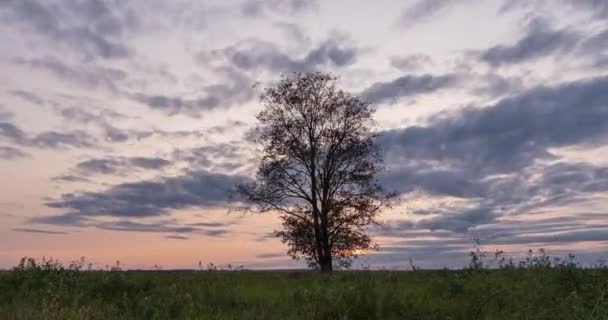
237 72 393 272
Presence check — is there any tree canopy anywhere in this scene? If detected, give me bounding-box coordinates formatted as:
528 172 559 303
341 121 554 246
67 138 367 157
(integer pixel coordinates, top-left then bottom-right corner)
237 72 393 271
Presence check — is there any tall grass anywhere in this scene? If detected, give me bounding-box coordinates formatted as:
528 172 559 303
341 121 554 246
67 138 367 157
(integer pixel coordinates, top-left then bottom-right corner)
0 251 607 319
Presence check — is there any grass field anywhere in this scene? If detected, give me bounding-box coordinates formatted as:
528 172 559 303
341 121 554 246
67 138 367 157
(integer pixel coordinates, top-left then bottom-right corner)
1 256 608 319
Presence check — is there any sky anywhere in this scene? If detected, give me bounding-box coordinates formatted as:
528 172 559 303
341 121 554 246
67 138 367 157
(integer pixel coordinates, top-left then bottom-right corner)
1 0 608 270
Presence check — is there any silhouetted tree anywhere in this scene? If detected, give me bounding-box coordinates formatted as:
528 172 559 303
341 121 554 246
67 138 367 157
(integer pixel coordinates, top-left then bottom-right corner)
237 72 393 272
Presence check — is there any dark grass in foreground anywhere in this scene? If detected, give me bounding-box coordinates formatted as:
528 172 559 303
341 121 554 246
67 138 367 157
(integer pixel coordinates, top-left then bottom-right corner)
1 257 608 319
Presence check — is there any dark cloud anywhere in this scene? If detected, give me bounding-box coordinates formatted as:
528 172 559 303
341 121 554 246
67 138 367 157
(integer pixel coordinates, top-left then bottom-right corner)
68 156 170 177
479 20 579 66
131 67 254 116
0 0 137 59
361 74 458 104
188 222 228 228
172 142 256 173
570 0 608 21
53 105 151 143
380 168 486 199
256 252 285 259
377 76 608 232
221 37 358 73
580 29 608 53
76 158 122 175
14 57 127 92
12 227 68 235
0 120 98 149
367 214 608 268
400 216 608 247
166 235 189 240
493 4 608 68
30 131 98 149
495 227 608 245
255 231 278 242
45 170 249 218
29 212 88 226
273 22 311 47
470 73 523 98
8 90 44 105
379 76 608 176
397 0 471 28
391 159 608 233
0 106 12 121
58 106 126 124
503 0 608 22
206 120 248 135
132 94 221 116
594 55 608 69
96 220 198 234
129 157 171 169
241 0 318 17
0 122 26 142
390 54 432 71
416 206 499 233
51 174 91 183
0 146 29 160
29 215 230 237
579 29 608 68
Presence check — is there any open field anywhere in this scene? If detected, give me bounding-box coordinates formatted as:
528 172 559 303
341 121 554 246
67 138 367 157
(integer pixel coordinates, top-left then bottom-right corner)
1 259 607 319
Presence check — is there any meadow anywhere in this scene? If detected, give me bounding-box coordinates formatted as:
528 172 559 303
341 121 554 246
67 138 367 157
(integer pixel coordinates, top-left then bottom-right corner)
1 253 608 320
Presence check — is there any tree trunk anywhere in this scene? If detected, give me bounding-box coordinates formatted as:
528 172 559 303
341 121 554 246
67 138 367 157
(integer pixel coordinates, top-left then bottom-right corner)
309 129 332 272
319 212 333 272
312 210 325 271
319 253 333 272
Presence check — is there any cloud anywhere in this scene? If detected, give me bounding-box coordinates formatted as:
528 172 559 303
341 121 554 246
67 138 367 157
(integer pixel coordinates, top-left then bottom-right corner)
470 73 524 98
0 106 12 121
8 90 44 105
273 22 311 47
70 156 171 176
29 212 88 226
416 206 499 233
44 170 249 218
0 146 29 160
96 220 198 234
28 215 231 237
390 54 433 71
12 227 68 235
495 2 608 68
379 76 608 176
14 57 127 92
377 76 608 232
0 0 137 59
502 0 608 22
361 73 459 104
0 122 26 142
166 235 189 240
172 142 257 173
57 106 127 124
256 252 286 259
220 36 358 73
397 0 471 28
52 105 151 143
570 0 608 21
188 222 228 228
51 174 91 183
0 120 99 150
410 216 608 247
479 20 579 66
30 131 99 149
368 214 608 268
241 0 318 17
131 67 254 116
